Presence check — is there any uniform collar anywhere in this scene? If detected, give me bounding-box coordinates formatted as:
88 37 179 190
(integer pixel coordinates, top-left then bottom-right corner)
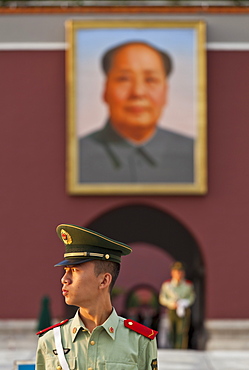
171 278 184 287
101 307 119 340
70 308 119 342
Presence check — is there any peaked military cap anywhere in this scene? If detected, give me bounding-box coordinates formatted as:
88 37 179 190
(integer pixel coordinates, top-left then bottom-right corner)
54 224 132 266
171 261 185 271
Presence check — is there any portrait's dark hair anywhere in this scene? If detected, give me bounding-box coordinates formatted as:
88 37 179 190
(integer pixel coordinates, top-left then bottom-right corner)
93 260 120 293
101 40 173 77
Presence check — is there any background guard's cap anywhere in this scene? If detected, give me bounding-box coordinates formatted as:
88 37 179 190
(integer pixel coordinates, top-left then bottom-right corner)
171 261 185 271
54 224 132 266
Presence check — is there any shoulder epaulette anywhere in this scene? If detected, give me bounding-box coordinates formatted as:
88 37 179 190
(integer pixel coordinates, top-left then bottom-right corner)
185 280 193 285
36 319 69 336
124 319 158 340
164 279 171 283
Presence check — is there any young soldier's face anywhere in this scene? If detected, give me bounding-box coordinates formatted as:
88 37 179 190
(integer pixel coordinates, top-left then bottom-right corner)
61 261 102 307
103 44 168 136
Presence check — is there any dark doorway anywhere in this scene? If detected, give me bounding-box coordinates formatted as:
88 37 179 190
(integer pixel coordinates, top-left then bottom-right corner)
65 204 206 349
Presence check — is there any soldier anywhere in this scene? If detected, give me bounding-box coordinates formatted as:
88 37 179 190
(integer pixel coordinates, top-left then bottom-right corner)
36 224 158 369
159 261 195 349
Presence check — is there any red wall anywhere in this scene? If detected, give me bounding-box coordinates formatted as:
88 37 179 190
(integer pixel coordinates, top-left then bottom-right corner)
1 50 249 320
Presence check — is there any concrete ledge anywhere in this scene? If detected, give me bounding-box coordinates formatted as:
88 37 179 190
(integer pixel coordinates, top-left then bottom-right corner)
205 320 249 350
0 320 37 331
1 319 249 351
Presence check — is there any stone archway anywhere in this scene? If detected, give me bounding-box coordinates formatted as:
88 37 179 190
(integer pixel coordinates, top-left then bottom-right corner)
87 204 206 350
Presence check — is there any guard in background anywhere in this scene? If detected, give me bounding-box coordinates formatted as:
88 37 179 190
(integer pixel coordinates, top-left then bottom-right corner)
159 261 195 349
36 224 158 369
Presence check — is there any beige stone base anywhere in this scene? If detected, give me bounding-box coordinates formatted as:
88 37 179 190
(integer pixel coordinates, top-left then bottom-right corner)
205 320 249 350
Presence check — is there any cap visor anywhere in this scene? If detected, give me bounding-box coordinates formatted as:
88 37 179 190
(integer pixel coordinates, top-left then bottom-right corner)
54 258 93 267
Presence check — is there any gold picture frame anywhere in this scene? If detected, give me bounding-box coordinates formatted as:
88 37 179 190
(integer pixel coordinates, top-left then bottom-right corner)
66 19 207 195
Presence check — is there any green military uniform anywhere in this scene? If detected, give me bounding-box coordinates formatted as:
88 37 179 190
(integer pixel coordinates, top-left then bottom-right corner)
159 263 195 349
36 224 158 369
36 308 157 370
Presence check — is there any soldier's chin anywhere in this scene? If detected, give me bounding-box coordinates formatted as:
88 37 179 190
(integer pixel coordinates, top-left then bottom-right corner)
64 297 72 305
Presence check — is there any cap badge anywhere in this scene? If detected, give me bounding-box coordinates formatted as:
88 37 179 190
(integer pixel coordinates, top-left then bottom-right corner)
61 229 72 245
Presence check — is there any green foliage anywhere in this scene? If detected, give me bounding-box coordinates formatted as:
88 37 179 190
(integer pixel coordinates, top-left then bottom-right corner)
111 285 126 299
37 295 52 332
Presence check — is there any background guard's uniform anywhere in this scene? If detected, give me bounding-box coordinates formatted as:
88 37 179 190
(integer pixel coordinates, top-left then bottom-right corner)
159 278 195 349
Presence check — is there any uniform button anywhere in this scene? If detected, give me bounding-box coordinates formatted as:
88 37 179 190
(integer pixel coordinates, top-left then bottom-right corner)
72 327 77 334
57 366 62 370
90 340 95 345
88 368 93 370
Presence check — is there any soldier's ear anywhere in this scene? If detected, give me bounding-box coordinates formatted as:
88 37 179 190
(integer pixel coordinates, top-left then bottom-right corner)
99 272 112 290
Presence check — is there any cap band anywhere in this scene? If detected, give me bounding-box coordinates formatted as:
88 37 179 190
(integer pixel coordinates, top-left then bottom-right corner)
63 251 121 263
64 252 103 258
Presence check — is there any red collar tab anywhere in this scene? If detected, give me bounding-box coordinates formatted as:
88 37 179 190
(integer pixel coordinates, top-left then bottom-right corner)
36 319 69 336
124 319 158 340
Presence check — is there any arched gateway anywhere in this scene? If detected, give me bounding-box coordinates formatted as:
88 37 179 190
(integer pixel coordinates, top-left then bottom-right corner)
89 204 206 349
66 204 206 349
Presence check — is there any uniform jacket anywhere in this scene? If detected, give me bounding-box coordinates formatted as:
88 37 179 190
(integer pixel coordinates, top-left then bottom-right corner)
36 308 158 370
159 278 195 310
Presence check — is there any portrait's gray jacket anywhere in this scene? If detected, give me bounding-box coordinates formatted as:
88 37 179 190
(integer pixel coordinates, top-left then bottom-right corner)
79 121 194 183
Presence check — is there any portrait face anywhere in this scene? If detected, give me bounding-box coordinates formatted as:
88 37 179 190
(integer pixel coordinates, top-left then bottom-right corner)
103 43 168 141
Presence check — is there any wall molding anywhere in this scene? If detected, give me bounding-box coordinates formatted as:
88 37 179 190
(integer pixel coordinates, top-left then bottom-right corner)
0 42 67 50
1 42 249 51
1 6 249 15
207 42 249 50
